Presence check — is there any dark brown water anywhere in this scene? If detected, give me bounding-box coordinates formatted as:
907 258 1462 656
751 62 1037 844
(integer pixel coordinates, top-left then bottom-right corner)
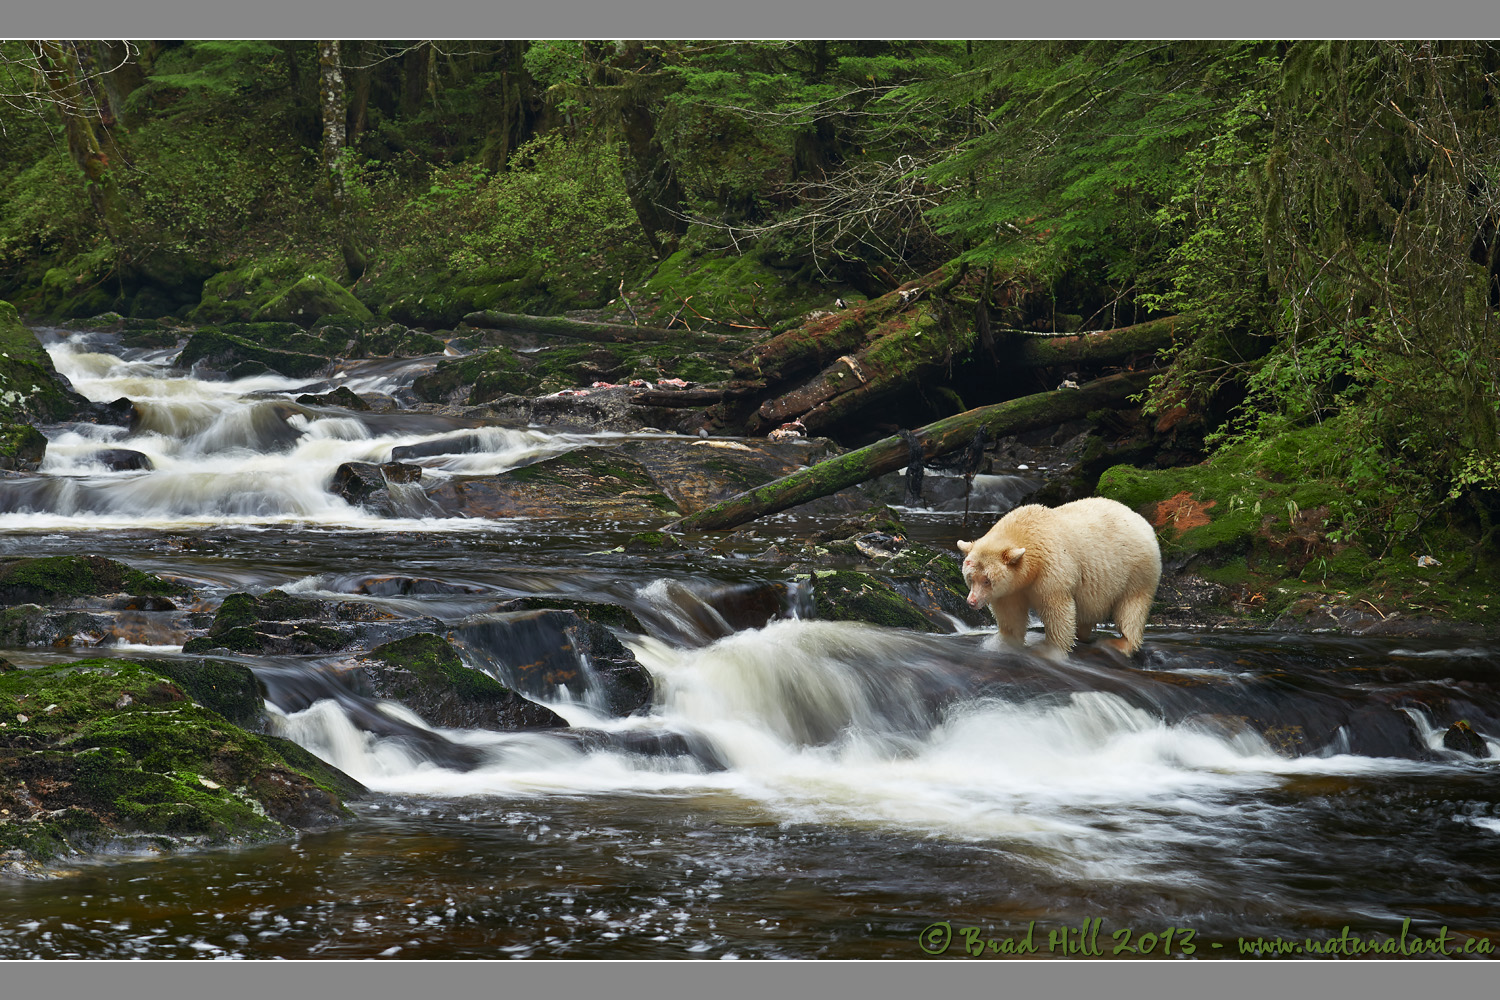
2 330 1498 961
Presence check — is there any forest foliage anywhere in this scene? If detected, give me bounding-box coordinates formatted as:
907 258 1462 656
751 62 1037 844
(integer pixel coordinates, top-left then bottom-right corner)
3 39 1500 560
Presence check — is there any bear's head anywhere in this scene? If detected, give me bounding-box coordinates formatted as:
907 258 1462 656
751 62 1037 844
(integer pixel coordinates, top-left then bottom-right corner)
956 538 1026 607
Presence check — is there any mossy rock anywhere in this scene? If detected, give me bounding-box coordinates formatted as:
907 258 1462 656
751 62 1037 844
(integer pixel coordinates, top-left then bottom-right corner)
181 590 349 655
0 658 362 864
358 633 566 730
297 386 371 410
175 328 328 379
0 300 87 424
191 256 311 325
411 346 538 404
253 272 374 327
0 555 189 606
0 423 47 472
810 570 940 633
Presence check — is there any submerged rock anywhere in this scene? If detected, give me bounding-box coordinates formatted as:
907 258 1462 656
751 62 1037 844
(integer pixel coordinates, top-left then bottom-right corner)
352 633 565 730
329 461 426 515
90 448 154 472
0 658 363 868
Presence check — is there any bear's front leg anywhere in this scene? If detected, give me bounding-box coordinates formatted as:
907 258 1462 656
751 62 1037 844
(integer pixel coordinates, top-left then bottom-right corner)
989 594 1030 648
1038 594 1078 656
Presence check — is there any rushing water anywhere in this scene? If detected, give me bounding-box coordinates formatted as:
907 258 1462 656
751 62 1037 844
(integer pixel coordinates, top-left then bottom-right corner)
2 328 1499 960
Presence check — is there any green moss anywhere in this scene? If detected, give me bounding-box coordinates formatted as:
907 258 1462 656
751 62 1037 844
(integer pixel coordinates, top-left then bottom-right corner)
811 570 937 632
0 300 83 424
0 658 359 862
254 271 374 326
412 346 537 403
176 328 328 378
0 555 188 605
496 597 648 633
366 633 511 701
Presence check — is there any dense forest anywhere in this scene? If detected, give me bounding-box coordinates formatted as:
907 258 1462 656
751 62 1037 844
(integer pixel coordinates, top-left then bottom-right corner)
3 39 1500 624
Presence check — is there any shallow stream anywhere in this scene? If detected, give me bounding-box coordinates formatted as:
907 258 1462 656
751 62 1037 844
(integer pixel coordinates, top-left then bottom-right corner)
1 329 1497 960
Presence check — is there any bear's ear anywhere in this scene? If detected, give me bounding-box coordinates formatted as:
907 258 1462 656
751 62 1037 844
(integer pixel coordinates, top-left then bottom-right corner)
956 539 973 555
1001 546 1026 566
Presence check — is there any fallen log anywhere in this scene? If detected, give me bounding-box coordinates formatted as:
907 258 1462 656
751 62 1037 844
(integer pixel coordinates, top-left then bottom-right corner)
671 370 1157 533
463 310 736 348
757 314 1186 434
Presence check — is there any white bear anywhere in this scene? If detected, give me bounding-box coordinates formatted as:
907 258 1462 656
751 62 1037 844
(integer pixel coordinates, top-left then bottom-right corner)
956 496 1161 656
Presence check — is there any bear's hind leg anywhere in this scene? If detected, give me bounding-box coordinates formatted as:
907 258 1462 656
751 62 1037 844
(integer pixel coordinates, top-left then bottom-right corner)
1109 591 1153 654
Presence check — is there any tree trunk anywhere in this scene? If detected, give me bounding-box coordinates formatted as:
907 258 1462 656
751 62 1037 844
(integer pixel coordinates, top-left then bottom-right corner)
33 42 119 232
671 371 1156 532
401 42 430 118
91 41 145 127
347 40 371 140
318 41 347 208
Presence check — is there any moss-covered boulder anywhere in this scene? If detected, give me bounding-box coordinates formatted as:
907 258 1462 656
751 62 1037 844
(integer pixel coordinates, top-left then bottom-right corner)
0 556 189 607
411 346 539 404
252 272 374 327
180 589 438 656
494 596 648 635
176 328 329 379
0 301 87 424
809 570 941 633
0 658 362 868
353 633 566 731
0 606 112 647
0 423 47 472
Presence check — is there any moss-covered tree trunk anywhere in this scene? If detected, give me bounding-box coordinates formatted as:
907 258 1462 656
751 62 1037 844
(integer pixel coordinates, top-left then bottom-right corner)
32 41 120 233
673 370 1156 532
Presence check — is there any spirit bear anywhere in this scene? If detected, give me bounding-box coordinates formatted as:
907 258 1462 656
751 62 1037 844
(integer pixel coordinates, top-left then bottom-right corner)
956 496 1161 656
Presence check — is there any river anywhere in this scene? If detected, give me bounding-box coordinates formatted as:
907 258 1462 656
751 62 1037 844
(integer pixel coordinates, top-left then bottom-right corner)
1 327 1497 960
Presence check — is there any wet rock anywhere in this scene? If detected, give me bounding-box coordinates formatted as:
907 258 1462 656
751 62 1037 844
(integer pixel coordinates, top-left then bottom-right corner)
494 596 647 634
297 386 371 410
0 424 47 472
482 390 684 435
182 590 348 656
356 576 486 597
809 570 938 633
412 347 539 405
90 448 153 472
452 610 654 717
329 461 426 515
0 555 190 607
556 728 727 771
0 300 93 424
0 658 363 865
0 606 112 647
623 531 686 553
176 328 328 379
353 633 565 730
424 448 681 520
135 657 268 729
1442 720 1491 758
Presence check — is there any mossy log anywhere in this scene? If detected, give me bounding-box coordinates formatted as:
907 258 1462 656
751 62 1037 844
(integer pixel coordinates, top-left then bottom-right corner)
630 382 765 407
672 371 1156 532
462 309 735 348
756 312 1185 434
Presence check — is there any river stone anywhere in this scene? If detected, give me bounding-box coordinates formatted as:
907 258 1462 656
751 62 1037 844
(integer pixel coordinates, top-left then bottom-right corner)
423 448 681 520
297 386 371 410
494 596 648 635
0 555 189 607
809 570 938 633
0 658 363 865
354 633 565 730
329 461 425 514
181 590 394 656
355 576 486 597
0 424 47 472
1442 720 1491 757
452 610 654 717
90 448 153 471
0 606 112 647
